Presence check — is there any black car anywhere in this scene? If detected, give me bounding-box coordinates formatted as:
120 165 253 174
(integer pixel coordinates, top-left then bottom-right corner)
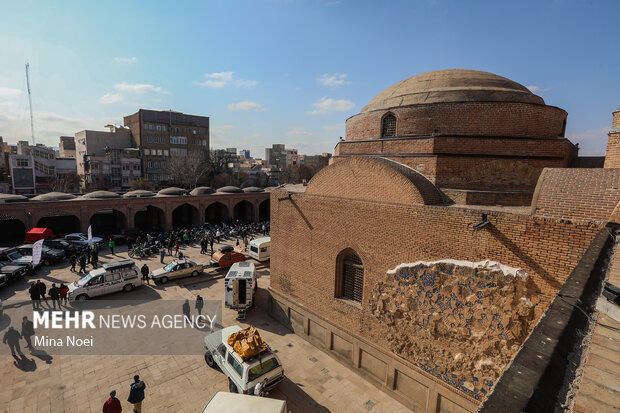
218 245 235 254
16 244 65 266
0 262 28 287
43 238 77 255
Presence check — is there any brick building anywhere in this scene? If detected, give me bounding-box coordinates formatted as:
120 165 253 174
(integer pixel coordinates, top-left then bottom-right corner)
267 69 620 411
335 69 577 206
604 108 620 168
123 109 210 186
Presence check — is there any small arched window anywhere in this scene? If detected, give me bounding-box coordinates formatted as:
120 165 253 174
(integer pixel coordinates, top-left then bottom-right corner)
336 250 364 303
381 114 396 138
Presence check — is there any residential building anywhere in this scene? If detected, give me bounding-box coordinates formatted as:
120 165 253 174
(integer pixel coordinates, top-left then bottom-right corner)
8 154 35 194
123 109 210 186
239 149 251 159
59 136 76 158
265 144 297 170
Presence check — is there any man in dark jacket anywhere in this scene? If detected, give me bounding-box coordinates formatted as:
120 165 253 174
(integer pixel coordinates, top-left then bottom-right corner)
21 316 35 350
37 280 48 306
3 326 22 356
127 375 146 413
29 282 41 310
92 249 99 269
49 283 61 309
79 254 87 273
103 390 122 413
141 264 150 285
70 253 77 272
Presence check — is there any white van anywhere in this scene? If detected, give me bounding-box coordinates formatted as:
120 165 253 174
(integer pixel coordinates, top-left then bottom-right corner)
225 262 257 318
248 237 270 262
68 260 141 301
201 392 287 413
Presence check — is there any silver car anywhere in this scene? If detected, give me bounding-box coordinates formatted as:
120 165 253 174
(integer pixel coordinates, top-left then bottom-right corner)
151 259 205 284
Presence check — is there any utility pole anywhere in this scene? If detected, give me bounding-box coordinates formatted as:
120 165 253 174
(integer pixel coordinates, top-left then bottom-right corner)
25 62 35 145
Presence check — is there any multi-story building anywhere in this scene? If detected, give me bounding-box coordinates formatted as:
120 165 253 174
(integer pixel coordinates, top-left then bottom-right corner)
59 136 76 158
75 126 139 191
265 144 297 170
123 109 210 186
17 142 57 191
8 154 35 194
239 149 251 160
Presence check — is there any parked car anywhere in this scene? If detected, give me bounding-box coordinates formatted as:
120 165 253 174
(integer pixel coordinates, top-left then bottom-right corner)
16 244 65 266
0 262 28 287
204 325 284 395
151 259 206 284
68 260 141 301
64 233 104 249
0 247 39 273
42 238 78 255
210 246 246 268
201 392 287 413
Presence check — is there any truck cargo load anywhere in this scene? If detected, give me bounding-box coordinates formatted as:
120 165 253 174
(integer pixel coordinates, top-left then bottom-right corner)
227 326 269 359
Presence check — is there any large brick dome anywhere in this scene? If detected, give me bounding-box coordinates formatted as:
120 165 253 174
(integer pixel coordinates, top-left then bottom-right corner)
362 69 543 112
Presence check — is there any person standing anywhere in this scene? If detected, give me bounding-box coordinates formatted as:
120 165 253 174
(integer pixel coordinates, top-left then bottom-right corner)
85 245 92 264
3 326 22 356
29 282 41 310
127 375 146 413
216 229 221 244
182 299 191 320
92 249 99 269
69 253 77 272
108 237 116 255
141 264 150 285
167 239 173 256
37 280 48 307
21 316 35 351
102 390 122 413
49 283 61 310
79 254 87 273
174 242 180 257
159 248 165 264
210 237 214 253
183 231 189 246
60 283 69 306
195 295 204 315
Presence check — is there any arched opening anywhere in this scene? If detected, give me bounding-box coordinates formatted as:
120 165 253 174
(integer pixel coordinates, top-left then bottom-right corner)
233 200 254 222
381 113 396 138
205 202 229 223
335 249 364 304
37 214 81 236
134 205 165 232
90 209 127 238
259 199 270 221
0 215 26 245
172 203 199 228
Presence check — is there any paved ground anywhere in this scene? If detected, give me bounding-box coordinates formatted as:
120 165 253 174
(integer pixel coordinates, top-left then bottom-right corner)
0 239 409 413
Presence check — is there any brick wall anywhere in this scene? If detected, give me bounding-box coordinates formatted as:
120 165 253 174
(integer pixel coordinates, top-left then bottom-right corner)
603 110 620 168
532 168 620 222
345 102 567 140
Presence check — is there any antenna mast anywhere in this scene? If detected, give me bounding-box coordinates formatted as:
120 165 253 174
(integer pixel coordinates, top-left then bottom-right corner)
25 62 35 145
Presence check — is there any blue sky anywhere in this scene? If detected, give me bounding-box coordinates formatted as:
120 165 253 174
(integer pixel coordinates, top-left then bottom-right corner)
0 0 618 157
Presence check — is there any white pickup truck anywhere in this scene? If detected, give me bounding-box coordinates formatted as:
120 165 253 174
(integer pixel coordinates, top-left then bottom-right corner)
204 325 285 395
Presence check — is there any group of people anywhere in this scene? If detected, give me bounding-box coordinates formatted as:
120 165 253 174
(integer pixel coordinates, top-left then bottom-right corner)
69 243 100 274
28 280 69 310
102 375 147 413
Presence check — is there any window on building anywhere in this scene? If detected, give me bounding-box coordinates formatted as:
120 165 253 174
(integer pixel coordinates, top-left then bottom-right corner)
156 125 161 131
146 136 153 143
133 164 140 171
144 149 150 155
157 149 163 155
193 129 196 134
148 161 153 168
164 150 169 156
381 114 396 138
202 140 207 146
143 124 148 130
162 125 167 132
16 159 29 167
335 250 364 303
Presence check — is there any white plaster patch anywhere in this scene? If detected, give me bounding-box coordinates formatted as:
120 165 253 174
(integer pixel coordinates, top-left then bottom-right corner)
387 259 528 279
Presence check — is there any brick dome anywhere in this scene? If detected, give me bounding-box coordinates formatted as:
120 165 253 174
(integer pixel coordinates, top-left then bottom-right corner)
362 69 543 113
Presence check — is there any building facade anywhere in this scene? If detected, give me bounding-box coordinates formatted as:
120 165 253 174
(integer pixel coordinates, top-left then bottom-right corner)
123 109 210 186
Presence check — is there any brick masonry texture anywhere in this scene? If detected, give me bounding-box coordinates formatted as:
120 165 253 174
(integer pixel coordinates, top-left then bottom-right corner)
345 102 567 140
269 170 601 398
532 168 620 222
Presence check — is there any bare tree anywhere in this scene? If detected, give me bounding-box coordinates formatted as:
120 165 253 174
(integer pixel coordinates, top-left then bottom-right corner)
130 178 154 191
166 151 210 189
50 173 79 193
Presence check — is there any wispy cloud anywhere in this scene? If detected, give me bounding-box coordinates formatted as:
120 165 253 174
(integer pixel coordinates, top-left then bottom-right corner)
287 126 312 136
567 126 609 156
526 85 550 93
114 82 167 94
196 72 258 88
114 57 138 63
0 86 21 96
99 93 123 104
317 73 350 87
211 125 237 136
321 124 343 131
228 101 265 111
307 97 355 115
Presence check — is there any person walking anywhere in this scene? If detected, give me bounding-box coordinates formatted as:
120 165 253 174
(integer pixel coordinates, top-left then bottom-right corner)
127 375 146 413
69 253 77 272
174 242 180 257
195 295 204 315
92 249 99 269
210 237 214 253
167 239 173 256
21 316 35 351
183 231 190 246
60 283 69 306
85 245 92 265
199 239 205 255
79 254 87 273
159 248 165 264
3 326 22 357
102 390 122 413
141 264 150 285
37 280 48 307
29 282 41 310
108 237 116 255
49 283 61 310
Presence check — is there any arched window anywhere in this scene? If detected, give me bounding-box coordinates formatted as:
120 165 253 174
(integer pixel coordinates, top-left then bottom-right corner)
336 250 364 303
381 114 396 138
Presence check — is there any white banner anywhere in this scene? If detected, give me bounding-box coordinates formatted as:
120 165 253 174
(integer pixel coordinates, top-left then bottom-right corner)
32 239 44 266
87 225 92 242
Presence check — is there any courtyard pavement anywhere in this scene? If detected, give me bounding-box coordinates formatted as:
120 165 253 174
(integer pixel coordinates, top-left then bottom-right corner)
0 239 409 413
